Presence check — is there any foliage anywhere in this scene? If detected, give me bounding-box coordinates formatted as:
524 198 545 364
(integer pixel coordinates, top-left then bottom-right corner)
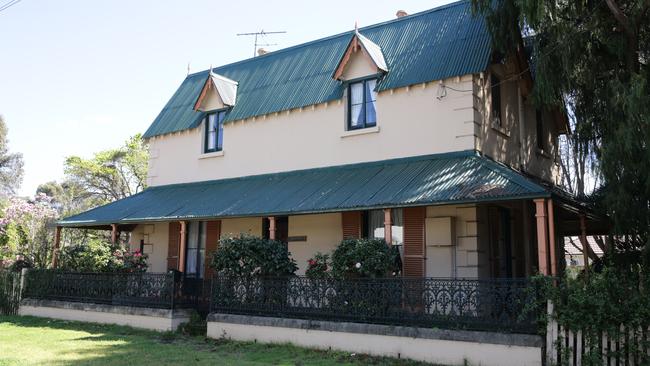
0 116 24 196
64 134 148 204
471 0 650 251
528 265 650 365
210 234 297 278
305 252 331 279
330 239 399 279
0 195 58 268
59 241 148 273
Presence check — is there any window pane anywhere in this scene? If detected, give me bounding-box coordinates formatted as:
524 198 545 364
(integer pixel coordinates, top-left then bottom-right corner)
364 79 377 102
350 104 364 128
186 248 197 275
198 249 205 278
350 82 363 105
207 131 216 150
188 221 200 249
217 113 224 150
208 114 217 131
368 210 384 239
365 101 376 125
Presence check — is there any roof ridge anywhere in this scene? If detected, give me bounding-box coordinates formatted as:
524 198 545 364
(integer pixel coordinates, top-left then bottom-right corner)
186 0 470 79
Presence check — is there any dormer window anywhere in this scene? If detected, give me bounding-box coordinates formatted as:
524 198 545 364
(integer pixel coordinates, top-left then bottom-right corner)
348 78 377 130
204 110 225 153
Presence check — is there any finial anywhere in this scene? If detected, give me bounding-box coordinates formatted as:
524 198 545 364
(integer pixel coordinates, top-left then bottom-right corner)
187 62 191 76
209 64 213 74
354 21 359 33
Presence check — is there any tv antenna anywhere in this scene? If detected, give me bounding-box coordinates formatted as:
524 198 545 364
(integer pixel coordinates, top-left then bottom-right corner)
237 29 287 57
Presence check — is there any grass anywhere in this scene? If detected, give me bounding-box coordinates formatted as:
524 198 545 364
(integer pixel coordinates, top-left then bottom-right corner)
0 315 435 366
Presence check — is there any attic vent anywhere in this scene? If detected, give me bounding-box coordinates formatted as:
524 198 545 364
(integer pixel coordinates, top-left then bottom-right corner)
396 10 408 18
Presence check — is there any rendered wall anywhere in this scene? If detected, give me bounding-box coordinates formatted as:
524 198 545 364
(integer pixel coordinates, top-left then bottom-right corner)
287 213 342 275
207 314 542 366
128 223 170 273
146 76 476 187
220 217 262 238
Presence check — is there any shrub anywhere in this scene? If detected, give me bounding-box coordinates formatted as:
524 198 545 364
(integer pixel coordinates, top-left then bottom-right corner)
59 240 148 273
305 252 330 279
331 238 399 278
210 234 297 278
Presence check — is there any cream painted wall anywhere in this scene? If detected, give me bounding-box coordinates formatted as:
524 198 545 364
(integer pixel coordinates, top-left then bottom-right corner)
339 49 378 81
287 213 342 275
128 223 169 273
199 86 225 112
146 76 476 186
220 217 262 238
425 205 481 278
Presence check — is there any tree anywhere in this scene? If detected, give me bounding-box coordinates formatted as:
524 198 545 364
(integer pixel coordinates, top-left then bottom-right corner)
0 116 24 196
472 0 650 253
64 134 148 203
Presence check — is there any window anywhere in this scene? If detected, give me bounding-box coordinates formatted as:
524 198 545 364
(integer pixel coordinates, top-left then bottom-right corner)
204 110 225 153
348 78 377 130
185 221 206 278
491 74 501 126
364 209 403 245
536 109 544 150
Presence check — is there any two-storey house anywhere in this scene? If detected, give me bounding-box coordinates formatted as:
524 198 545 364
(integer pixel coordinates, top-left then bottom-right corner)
56 1 597 281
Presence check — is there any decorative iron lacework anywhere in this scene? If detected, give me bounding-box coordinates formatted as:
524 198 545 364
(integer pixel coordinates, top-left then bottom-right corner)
211 276 539 334
23 270 210 310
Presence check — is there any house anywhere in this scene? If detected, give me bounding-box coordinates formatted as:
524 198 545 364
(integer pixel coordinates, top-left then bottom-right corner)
22 2 607 365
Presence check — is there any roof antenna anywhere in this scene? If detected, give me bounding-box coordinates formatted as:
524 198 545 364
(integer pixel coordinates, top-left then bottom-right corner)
237 29 287 57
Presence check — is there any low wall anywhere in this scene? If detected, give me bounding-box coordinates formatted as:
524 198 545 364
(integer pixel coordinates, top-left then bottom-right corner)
19 299 192 332
207 313 543 366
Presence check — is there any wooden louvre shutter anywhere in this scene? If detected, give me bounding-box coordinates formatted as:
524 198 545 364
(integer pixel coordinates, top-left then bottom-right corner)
167 222 181 270
204 220 221 279
342 211 362 239
403 206 426 277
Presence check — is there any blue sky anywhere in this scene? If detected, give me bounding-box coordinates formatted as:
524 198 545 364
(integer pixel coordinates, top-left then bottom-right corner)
0 0 452 196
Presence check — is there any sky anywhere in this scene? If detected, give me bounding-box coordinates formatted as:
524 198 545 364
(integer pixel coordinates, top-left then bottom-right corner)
0 0 454 197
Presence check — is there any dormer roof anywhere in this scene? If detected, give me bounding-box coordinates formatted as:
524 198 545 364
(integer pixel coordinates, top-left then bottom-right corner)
333 28 388 80
194 71 238 111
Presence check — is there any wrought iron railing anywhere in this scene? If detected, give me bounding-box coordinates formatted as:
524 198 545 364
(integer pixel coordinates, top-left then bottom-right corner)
0 270 21 315
211 276 538 333
23 270 210 310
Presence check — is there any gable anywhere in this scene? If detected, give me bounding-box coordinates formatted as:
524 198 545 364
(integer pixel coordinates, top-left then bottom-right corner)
143 0 492 139
333 29 388 81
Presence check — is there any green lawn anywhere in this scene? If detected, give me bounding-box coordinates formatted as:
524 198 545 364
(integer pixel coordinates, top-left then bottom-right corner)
0 316 433 366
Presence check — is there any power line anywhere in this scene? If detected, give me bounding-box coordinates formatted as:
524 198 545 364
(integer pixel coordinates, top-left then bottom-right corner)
0 0 21 13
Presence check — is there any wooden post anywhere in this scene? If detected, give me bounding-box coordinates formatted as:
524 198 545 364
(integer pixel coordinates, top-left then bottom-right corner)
534 199 549 275
178 221 187 273
579 214 590 273
111 224 118 245
383 208 392 245
268 216 276 240
546 199 557 277
51 226 62 268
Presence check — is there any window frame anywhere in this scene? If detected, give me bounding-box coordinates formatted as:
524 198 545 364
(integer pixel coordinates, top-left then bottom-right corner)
185 221 206 279
203 109 226 154
491 74 502 126
347 77 378 131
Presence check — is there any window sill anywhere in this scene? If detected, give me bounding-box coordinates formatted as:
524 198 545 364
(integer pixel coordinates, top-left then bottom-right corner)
491 123 510 138
199 150 224 159
341 126 380 138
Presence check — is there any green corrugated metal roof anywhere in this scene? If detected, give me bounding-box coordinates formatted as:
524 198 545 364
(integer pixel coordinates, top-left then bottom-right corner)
143 0 491 139
59 151 550 227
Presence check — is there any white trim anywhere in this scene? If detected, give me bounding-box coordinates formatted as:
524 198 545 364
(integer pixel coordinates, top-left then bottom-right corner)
340 126 380 138
199 150 225 159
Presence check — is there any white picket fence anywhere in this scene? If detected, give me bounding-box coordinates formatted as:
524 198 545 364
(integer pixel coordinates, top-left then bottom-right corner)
546 302 650 366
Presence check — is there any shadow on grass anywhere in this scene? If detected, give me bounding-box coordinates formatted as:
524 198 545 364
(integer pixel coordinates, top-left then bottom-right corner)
0 315 436 366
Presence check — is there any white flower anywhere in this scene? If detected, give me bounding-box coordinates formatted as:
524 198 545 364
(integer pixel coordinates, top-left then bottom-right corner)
355 262 361 269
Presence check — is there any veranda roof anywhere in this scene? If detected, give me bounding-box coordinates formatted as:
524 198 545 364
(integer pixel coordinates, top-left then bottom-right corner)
58 151 550 228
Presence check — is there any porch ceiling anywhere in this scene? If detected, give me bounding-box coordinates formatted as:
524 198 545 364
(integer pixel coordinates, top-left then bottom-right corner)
58 150 550 228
